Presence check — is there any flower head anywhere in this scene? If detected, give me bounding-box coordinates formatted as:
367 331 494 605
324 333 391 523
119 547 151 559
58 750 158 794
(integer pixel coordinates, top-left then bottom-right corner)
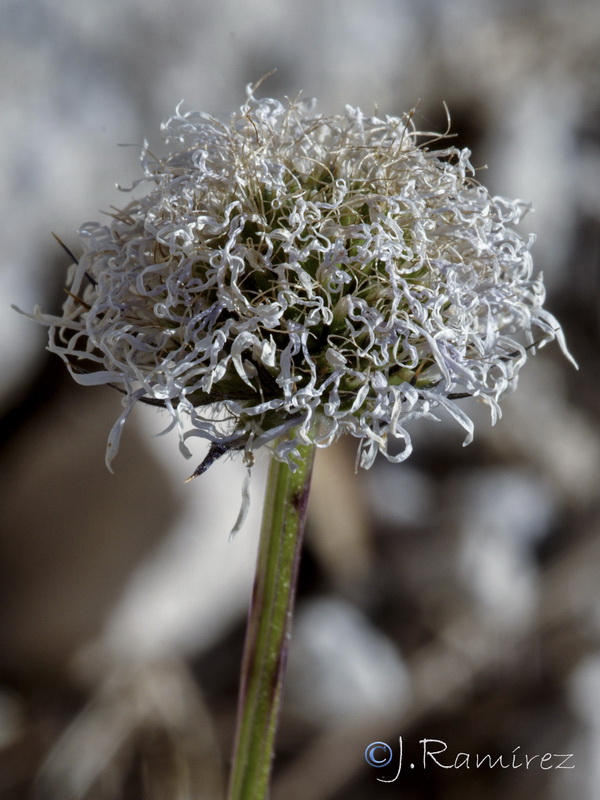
38 87 572 473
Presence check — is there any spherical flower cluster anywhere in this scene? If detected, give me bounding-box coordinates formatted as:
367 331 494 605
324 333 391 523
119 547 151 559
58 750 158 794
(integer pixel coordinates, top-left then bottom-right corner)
37 88 571 474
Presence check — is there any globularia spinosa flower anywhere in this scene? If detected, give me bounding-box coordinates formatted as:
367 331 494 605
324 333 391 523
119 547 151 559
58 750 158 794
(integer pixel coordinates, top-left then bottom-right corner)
35 88 572 474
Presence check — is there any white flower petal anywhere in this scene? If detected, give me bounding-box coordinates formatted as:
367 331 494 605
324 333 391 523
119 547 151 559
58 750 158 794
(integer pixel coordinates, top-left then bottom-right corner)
29 90 571 473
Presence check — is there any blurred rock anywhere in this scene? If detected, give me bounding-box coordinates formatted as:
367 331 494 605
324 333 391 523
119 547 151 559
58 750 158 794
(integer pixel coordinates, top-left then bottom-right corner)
286 596 409 724
455 468 555 626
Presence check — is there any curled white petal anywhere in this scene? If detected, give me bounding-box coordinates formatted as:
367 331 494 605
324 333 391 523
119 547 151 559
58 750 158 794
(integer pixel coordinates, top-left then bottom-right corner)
31 91 571 472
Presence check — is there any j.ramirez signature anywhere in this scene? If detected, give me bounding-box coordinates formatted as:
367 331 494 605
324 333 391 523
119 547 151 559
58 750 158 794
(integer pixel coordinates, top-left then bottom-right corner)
365 737 574 782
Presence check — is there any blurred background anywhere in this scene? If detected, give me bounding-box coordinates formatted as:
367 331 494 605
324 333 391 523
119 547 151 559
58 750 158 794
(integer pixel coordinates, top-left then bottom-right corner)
1 0 600 797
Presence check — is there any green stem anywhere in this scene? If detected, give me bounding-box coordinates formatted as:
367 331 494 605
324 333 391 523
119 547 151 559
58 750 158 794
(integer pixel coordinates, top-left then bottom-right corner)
227 438 316 800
